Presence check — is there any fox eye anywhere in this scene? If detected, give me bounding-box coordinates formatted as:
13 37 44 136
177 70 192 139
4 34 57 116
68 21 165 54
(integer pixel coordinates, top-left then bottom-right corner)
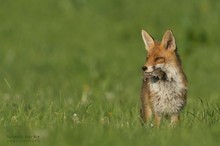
155 57 164 62
146 56 149 60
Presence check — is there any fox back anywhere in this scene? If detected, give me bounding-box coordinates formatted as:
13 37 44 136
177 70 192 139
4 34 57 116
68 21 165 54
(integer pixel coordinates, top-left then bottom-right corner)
140 30 187 127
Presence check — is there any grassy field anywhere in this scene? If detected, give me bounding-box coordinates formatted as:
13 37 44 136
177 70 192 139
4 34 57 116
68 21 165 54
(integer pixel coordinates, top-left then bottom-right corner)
0 0 220 146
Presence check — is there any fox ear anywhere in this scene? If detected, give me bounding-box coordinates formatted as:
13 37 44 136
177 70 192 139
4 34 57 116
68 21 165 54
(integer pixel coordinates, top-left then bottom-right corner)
141 30 154 51
161 30 176 51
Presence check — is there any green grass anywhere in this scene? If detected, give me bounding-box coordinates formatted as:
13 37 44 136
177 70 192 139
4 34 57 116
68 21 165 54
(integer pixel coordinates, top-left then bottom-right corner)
1 0 220 146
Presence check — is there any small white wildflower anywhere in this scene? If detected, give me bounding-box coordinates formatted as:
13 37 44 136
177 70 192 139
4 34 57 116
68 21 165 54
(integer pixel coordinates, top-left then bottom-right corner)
72 113 80 124
150 123 154 128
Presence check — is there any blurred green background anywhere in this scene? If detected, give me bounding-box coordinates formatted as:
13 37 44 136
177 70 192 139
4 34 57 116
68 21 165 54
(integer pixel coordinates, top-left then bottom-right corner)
0 0 220 146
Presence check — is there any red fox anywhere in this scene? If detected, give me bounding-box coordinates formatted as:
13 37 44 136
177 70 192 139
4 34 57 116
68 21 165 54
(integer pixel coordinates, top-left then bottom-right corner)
140 30 187 127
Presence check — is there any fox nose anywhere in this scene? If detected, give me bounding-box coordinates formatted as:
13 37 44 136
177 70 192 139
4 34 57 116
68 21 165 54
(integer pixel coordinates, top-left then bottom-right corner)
142 66 148 71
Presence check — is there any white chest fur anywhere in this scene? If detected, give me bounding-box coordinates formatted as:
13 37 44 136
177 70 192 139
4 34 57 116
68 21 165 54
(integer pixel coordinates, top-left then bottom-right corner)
149 65 187 115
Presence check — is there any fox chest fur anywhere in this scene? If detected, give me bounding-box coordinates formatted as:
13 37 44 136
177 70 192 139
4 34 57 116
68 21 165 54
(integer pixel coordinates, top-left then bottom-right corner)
148 75 187 116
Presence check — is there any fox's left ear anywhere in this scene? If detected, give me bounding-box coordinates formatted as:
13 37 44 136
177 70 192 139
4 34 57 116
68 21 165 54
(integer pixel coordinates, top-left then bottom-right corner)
161 30 176 51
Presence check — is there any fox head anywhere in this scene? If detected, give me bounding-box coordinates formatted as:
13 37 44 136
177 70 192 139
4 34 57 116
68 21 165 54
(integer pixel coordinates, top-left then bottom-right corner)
141 30 180 73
